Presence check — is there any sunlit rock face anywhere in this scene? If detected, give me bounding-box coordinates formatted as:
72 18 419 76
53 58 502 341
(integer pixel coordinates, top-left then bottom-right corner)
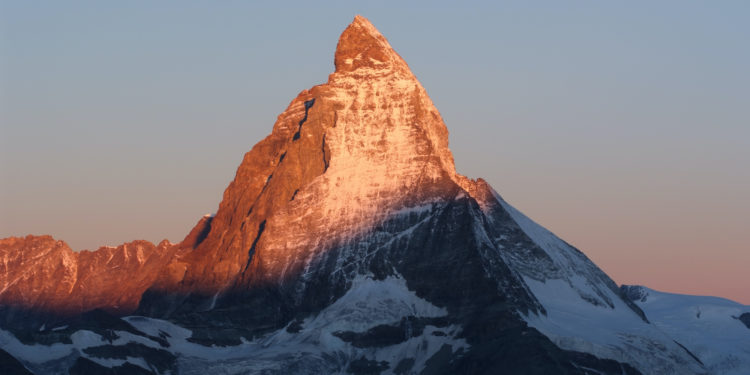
0 235 175 327
144 15 468 299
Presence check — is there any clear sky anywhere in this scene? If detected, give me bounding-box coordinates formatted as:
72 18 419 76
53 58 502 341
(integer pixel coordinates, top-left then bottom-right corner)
1 1 748 303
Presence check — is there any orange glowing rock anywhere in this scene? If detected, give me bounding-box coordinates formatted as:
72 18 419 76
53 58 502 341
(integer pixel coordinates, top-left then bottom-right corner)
0 15 485 321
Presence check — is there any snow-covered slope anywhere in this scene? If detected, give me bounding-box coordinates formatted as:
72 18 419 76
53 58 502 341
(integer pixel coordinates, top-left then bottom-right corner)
457 186 707 374
622 285 750 375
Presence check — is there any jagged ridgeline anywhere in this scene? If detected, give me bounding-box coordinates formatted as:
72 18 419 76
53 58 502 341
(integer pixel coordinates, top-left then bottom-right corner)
0 16 713 375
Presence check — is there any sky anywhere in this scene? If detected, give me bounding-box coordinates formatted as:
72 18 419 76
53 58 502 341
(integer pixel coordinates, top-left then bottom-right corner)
1 1 748 303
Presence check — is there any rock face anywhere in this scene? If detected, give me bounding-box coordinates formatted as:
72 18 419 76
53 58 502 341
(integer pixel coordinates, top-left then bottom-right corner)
0 15 720 375
740 313 750 330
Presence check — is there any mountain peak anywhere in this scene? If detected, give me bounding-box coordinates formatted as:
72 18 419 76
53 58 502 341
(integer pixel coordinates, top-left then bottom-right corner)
351 14 378 34
334 15 408 74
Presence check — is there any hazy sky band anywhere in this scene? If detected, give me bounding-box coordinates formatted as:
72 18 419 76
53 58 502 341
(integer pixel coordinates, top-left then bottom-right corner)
1 1 748 303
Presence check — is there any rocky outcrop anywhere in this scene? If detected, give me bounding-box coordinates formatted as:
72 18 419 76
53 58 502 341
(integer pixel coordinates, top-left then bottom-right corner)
739 312 750 330
0 348 32 375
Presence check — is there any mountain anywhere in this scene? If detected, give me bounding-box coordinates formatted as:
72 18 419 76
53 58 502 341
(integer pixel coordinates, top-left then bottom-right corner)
621 285 750 375
0 15 733 374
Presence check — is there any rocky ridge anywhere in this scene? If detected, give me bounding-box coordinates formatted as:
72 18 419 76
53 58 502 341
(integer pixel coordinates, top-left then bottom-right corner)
0 235 175 328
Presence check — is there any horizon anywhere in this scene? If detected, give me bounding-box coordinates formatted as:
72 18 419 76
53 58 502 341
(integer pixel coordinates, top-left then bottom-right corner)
1 2 748 304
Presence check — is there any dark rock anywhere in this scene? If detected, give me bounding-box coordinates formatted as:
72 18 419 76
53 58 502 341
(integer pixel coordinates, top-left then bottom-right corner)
8 309 167 348
346 356 389 375
421 344 455 375
0 349 33 375
333 316 448 348
68 357 153 375
673 340 705 366
621 285 649 303
286 319 304 333
738 312 750 329
393 358 415 375
185 327 245 347
82 342 175 373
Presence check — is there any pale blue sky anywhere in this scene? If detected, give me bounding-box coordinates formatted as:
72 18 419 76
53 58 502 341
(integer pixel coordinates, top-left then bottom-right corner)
1 1 749 302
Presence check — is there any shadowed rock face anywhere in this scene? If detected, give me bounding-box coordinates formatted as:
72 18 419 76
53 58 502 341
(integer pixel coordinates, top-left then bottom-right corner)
0 348 32 375
740 313 750 329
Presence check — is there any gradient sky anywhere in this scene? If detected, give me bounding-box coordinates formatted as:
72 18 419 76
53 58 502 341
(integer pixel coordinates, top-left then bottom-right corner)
1 1 748 303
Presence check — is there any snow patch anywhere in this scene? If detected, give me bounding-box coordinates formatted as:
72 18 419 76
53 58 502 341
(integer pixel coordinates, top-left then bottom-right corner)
630 286 750 375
